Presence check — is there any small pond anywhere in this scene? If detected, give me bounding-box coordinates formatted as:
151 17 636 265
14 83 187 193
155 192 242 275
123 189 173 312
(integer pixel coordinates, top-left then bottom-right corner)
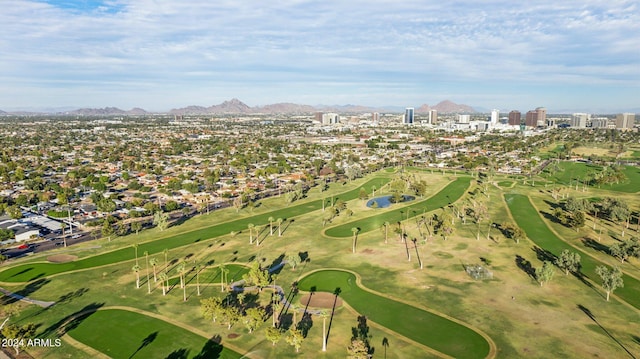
366 195 416 208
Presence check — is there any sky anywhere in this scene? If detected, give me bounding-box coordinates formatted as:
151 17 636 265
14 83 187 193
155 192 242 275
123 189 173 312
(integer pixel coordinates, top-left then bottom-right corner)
1 0 639 113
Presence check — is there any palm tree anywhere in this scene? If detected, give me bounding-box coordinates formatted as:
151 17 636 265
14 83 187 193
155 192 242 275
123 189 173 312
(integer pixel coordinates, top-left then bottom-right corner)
143 251 151 294
220 264 229 292
268 216 275 235
176 262 186 289
150 257 158 282
277 218 284 236
132 264 141 289
351 227 359 253
158 272 168 295
163 248 169 269
248 223 255 244
319 309 329 351
412 238 423 269
383 221 389 244
177 262 187 302
132 244 139 266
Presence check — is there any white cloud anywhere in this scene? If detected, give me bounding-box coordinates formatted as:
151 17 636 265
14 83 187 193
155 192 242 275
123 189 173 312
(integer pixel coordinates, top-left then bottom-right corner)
0 0 638 111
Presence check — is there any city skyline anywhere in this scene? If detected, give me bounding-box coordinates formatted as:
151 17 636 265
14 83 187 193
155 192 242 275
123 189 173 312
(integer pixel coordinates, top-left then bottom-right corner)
1 1 639 113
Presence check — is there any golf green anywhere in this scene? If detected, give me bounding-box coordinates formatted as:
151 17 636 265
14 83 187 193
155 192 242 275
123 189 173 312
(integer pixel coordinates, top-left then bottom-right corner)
298 269 492 359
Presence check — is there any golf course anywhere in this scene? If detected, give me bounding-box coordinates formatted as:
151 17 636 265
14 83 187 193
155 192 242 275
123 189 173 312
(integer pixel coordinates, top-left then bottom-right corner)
1 165 639 358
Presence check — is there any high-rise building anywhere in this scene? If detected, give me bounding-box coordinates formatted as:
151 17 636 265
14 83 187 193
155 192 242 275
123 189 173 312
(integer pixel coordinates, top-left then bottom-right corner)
372 112 379 123
457 114 470 123
428 109 437 124
591 118 610 129
525 111 538 127
525 107 547 127
490 109 500 124
404 108 414 125
570 113 589 128
321 113 339 125
616 113 635 130
508 110 521 126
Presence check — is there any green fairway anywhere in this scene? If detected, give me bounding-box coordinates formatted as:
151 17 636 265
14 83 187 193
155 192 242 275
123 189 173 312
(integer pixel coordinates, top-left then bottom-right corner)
541 162 639 193
297 269 492 359
67 308 242 359
324 176 471 237
0 178 391 283
505 194 640 309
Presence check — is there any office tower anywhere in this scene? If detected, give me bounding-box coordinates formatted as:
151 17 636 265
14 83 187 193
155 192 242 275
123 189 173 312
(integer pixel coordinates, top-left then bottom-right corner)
571 113 589 128
404 107 414 124
321 113 339 125
457 114 470 123
508 110 521 126
372 112 379 123
525 107 547 127
536 107 547 126
491 109 499 124
616 113 635 129
428 109 437 124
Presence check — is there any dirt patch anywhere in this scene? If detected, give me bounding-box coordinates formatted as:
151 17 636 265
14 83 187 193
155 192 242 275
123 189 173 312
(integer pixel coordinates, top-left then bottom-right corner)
299 292 343 309
361 249 375 254
47 254 78 263
227 333 240 339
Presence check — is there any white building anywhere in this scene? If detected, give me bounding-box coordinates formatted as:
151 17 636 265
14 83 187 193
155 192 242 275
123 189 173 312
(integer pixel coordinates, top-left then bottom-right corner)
570 113 589 128
457 114 471 123
616 113 635 130
322 113 340 125
490 109 499 125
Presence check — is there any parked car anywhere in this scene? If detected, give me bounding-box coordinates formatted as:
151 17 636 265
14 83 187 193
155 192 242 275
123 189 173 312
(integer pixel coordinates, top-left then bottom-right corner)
17 244 28 249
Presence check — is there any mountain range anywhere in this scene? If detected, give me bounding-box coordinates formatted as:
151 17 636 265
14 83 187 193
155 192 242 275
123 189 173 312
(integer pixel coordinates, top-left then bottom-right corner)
0 99 476 116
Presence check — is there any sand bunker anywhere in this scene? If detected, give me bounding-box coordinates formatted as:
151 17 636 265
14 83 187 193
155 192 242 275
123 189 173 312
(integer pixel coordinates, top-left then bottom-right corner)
47 254 78 263
299 292 343 309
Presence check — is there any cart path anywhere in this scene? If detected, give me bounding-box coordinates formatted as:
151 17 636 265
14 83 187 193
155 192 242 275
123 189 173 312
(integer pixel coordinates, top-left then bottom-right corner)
0 287 55 307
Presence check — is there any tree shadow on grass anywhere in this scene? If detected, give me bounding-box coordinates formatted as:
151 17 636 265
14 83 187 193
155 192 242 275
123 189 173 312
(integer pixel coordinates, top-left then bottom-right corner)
281 219 294 235
325 287 341 348
1 278 51 306
267 254 285 275
166 348 189 359
193 335 224 359
129 331 158 359
532 246 556 262
515 255 536 279
577 304 637 359
582 238 610 255
40 302 104 338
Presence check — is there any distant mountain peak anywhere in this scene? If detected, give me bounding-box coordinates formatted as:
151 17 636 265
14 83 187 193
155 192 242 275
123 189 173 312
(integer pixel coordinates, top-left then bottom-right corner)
432 100 475 113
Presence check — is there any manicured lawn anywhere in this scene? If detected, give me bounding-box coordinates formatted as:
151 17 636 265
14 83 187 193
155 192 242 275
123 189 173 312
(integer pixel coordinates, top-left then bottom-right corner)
67 309 242 359
505 194 640 309
297 270 491 359
497 181 513 188
324 177 471 237
168 264 248 287
541 162 639 193
0 178 391 283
